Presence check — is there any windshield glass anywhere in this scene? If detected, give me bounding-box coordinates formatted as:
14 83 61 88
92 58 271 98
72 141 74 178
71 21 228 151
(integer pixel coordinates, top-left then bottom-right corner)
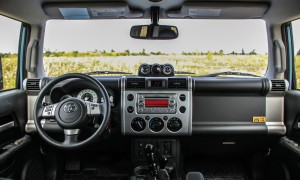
43 19 268 77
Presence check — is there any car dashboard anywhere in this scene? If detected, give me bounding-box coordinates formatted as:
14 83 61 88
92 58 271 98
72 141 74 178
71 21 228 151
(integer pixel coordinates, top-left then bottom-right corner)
23 64 288 137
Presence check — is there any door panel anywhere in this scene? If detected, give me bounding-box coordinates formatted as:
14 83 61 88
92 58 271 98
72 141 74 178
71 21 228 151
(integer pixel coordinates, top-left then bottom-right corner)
267 91 300 180
0 89 27 178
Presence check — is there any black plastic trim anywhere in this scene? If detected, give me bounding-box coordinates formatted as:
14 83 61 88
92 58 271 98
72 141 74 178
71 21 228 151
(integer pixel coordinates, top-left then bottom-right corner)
193 77 270 95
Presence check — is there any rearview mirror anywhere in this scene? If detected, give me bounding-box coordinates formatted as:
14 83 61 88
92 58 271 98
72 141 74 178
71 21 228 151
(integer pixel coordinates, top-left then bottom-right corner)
130 25 178 40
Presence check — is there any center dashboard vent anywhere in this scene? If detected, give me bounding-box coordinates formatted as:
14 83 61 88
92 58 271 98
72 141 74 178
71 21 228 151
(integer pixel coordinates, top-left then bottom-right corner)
270 80 287 92
168 78 188 89
24 78 40 91
126 78 146 89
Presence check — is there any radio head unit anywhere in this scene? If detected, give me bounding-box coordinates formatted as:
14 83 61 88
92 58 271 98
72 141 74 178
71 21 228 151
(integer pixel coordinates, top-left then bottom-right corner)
121 77 192 136
137 94 176 114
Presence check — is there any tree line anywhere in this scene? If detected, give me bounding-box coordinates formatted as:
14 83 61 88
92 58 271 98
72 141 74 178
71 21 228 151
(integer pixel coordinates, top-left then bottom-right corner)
1 48 300 58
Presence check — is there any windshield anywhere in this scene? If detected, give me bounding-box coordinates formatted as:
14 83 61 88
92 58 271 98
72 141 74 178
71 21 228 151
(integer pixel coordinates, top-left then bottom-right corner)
43 19 268 77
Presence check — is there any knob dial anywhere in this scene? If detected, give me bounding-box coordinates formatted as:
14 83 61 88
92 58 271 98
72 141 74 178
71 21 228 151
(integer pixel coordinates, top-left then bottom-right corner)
151 64 161 75
149 117 164 132
162 64 173 75
131 117 146 132
167 118 182 132
140 64 150 75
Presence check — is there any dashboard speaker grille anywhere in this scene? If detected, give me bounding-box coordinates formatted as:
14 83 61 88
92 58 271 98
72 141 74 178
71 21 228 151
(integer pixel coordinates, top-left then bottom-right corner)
25 79 40 91
126 78 146 89
168 78 188 89
271 80 286 92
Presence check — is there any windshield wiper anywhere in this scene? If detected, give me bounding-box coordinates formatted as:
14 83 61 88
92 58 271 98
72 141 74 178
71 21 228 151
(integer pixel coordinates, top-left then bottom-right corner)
85 71 132 75
175 71 196 75
199 71 261 78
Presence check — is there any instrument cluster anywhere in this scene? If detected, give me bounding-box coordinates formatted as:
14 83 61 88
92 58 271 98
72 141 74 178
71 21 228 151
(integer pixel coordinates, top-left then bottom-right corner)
52 88 114 105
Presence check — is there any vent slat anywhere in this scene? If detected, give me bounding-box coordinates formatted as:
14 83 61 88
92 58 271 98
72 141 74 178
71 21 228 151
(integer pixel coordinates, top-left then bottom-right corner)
126 78 145 89
168 78 187 89
271 80 286 92
26 79 40 91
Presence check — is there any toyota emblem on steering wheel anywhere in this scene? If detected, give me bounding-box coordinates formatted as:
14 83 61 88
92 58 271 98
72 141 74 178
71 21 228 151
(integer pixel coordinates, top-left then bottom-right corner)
63 103 78 113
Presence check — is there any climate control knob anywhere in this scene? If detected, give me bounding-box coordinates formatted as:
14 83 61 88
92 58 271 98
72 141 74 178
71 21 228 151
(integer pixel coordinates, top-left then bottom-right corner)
149 117 164 132
131 117 146 132
167 118 182 132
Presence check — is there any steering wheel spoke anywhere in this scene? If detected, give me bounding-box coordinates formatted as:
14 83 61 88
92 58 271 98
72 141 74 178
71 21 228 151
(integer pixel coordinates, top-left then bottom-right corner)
63 129 80 144
41 103 58 119
86 101 106 117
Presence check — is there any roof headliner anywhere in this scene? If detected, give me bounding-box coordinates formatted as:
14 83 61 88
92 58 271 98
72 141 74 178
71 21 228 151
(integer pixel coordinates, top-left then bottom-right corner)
0 0 300 26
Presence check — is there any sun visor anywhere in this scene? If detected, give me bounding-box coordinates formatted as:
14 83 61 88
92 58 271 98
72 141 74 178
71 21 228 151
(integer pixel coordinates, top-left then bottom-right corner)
167 2 269 19
43 3 143 19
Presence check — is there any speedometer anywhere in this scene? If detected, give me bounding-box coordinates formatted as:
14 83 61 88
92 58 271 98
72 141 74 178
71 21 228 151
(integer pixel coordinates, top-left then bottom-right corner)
77 89 98 103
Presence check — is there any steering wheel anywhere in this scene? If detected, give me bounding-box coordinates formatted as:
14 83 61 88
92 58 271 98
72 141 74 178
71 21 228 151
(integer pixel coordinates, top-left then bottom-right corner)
33 73 111 149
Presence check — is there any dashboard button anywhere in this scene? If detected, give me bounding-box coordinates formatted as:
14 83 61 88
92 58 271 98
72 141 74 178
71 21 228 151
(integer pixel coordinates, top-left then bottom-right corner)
127 94 134 101
179 106 186 113
179 94 186 101
163 116 168 121
145 116 150 120
127 106 134 113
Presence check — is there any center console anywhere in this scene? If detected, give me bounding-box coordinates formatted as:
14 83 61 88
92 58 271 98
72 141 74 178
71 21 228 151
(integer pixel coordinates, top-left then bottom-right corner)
121 76 192 136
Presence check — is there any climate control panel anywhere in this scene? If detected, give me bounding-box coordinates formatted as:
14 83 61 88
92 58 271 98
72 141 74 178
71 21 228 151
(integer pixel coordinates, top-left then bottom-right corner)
121 77 192 136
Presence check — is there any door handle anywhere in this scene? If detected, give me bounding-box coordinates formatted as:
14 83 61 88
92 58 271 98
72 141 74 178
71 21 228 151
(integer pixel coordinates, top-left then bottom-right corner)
0 121 15 132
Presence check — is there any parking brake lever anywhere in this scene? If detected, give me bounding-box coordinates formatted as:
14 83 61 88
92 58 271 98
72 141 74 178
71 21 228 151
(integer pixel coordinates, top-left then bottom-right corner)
144 144 159 178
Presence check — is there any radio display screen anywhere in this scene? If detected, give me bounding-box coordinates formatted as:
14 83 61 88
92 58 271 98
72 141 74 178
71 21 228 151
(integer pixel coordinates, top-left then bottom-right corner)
145 99 169 107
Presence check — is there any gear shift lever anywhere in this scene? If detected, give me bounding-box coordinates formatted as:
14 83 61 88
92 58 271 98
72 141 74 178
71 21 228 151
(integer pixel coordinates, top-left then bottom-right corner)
144 144 159 177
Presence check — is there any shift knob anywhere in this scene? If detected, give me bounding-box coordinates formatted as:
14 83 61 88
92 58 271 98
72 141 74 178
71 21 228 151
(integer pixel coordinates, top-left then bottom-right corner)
144 144 154 154
158 155 168 169
144 144 158 177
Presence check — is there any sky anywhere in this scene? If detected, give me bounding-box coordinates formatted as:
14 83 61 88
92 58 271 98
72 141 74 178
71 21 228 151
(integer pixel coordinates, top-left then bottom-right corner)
43 19 269 54
293 20 300 54
1 15 300 55
0 16 21 53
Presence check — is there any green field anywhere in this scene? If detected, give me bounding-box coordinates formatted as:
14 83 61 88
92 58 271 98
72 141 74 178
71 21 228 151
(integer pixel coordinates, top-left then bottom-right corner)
1 57 18 89
44 54 268 77
6 54 300 90
295 56 300 88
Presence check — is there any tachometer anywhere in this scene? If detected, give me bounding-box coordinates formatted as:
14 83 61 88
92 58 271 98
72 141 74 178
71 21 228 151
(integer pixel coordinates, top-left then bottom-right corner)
77 89 98 103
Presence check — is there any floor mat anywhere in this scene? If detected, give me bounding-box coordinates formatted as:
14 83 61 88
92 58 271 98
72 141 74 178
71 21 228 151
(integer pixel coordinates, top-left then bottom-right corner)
184 155 250 180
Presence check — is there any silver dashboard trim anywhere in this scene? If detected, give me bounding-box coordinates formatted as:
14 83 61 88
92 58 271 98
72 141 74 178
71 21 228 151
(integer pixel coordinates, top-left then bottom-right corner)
0 121 15 132
25 119 45 133
265 92 286 135
64 129 80 135
121 76 192 136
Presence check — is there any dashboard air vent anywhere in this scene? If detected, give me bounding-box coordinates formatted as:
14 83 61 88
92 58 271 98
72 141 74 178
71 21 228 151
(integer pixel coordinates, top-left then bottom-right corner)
168 78 188 89
271 80 286 92
25 79 40 91
126 78 145 89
